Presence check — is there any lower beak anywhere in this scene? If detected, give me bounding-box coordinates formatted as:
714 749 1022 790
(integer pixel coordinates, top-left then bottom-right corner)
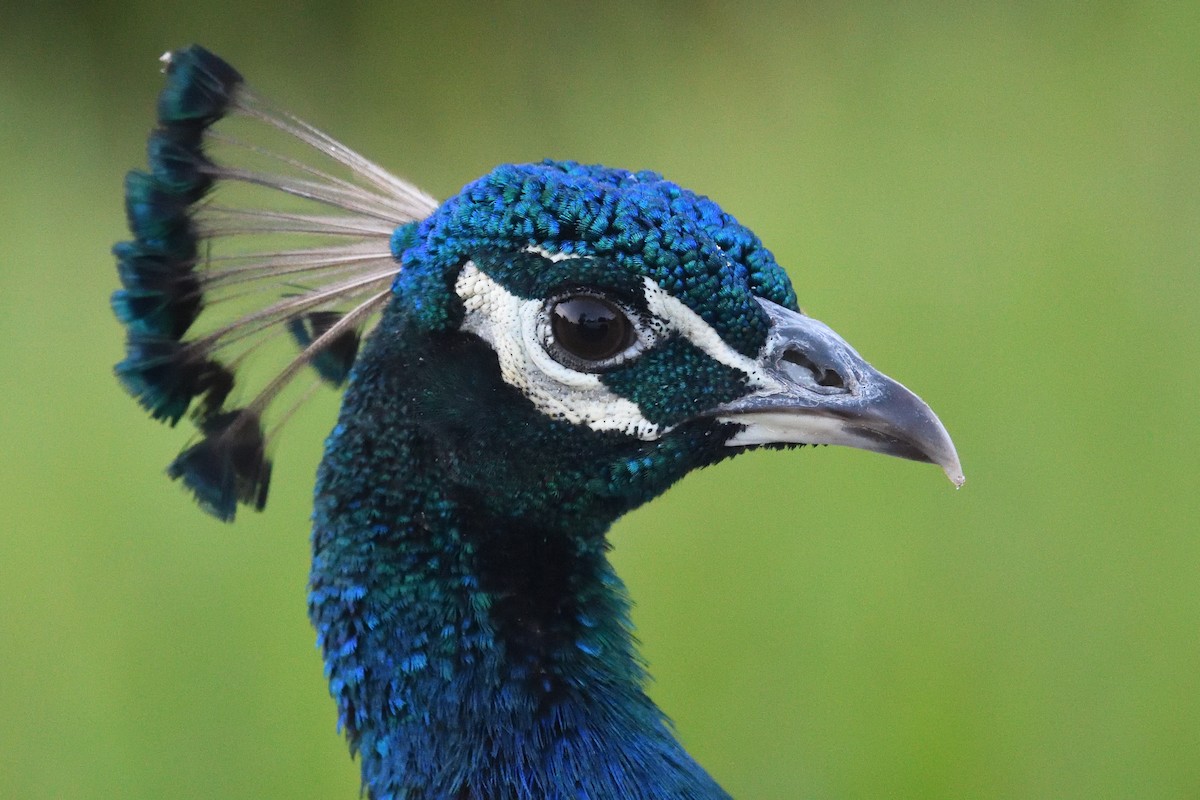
711 299 964 487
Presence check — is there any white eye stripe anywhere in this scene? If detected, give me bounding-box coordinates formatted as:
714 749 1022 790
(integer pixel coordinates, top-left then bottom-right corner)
522 244 580 263
455 262 661 440
453 262 774 439
519 246 770 387
640 278 780 392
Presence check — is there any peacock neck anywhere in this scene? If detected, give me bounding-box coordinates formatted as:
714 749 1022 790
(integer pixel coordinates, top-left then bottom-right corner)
308 319 729 799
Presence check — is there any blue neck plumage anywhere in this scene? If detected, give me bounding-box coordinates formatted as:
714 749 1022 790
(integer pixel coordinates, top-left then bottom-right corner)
308 305 730 799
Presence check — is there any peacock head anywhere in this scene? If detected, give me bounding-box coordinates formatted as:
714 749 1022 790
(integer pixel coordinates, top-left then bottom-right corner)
345 161 963 524
114 46 961 524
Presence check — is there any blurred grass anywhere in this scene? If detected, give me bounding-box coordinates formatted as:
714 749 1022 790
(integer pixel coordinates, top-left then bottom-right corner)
2 2 1198 798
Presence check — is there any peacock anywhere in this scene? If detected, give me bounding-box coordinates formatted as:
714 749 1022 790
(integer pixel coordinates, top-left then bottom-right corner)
113 46 962 800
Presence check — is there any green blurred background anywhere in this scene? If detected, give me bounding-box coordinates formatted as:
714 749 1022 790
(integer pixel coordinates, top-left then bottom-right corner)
2 2 1197 798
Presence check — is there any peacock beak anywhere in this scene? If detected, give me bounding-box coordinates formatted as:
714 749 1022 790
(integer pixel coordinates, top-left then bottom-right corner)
711 298 964 486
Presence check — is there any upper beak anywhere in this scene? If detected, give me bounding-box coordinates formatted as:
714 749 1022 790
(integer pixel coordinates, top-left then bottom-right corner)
711 298 964 486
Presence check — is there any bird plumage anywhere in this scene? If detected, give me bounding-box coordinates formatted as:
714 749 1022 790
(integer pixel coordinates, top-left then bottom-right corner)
114 46 961 799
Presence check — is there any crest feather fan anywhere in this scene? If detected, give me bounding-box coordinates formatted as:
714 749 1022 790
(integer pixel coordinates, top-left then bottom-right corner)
113 45 436 519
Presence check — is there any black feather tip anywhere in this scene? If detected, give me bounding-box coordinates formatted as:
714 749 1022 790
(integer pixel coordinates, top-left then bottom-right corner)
287 312 361 386
156 45 243 128
114 47 264 521
167 410 271 522
146 126 217 202
111 242 202 338
122 170 196 257
115 337 234 425
114 47 238 426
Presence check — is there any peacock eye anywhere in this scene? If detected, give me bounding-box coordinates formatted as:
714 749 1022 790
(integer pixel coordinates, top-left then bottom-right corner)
547 294 639 369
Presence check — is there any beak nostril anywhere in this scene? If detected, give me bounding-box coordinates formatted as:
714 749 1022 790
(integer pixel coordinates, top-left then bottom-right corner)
817 368 845 389
781 348 847 390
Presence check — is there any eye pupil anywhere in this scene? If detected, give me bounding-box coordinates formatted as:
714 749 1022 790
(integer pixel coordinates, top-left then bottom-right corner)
551 296 634 363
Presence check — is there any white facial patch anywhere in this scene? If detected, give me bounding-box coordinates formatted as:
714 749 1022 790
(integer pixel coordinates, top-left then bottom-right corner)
522 244 578 263
455 262 662 439
454 261 776 440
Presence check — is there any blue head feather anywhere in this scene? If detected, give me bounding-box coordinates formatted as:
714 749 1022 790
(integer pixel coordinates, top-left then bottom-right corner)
396 160 797 352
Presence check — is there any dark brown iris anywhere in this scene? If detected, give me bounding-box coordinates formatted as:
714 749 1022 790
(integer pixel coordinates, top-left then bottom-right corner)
550 296 635 364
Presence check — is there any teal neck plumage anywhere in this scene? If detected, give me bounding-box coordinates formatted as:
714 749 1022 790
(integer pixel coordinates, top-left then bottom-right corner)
310 304 731 798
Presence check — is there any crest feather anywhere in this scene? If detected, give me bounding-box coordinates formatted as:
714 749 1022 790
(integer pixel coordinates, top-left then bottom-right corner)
113 45 438 519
